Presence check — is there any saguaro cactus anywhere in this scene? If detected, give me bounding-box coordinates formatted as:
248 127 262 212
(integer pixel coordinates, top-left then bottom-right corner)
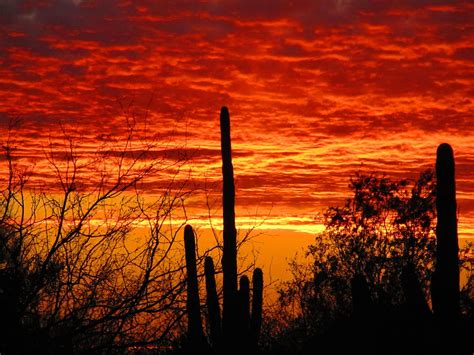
181 108 264 352
238 275 250 346
401 263 430 318
184 225 205 346
433 143 460 320
204 256 221 347
250 268 263 347
220 106 239 339
351 273 371 317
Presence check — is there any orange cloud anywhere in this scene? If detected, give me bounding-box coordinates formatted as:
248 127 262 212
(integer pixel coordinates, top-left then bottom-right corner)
0 0 473 237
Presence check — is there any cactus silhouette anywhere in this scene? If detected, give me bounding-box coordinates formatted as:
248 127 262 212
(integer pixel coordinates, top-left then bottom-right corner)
432 143 460 321
349 274 376 354
351 273 371 316
204 256 221 348
238 275 250 347
220 106 239 340
250 268 263 348
181 108 264 353
401 263 430 318
183 225 205 347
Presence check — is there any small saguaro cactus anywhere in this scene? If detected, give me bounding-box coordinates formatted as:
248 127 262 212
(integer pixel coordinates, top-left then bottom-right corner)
204 256 221 348
401 263 430 318
250 268 263 348
238 275 250 346
183 225 205 347
351 273 371 317
432 143 460 321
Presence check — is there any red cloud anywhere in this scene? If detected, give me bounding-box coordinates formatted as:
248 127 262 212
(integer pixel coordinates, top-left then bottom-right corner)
0 1 473 235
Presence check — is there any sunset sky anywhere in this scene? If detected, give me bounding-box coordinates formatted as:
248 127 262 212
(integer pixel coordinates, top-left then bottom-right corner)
1 0 473 268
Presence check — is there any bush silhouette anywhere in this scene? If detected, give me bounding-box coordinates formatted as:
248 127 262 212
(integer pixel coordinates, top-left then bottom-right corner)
273 170 439 354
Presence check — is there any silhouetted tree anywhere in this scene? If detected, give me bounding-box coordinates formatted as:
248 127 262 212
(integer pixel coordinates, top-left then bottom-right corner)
0 119 196 353
271 171 438 353
268 168 473 354
291 174 434 301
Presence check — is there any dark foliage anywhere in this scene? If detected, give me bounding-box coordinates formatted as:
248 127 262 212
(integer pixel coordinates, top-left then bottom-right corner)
268 169 473 354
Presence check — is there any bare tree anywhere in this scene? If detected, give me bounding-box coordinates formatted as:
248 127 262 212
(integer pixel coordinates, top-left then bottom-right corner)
0 117 197 353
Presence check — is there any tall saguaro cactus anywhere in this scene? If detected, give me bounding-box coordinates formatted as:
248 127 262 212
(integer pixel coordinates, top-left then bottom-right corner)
433 143 460 320
220 106 239 338
184 225 205 346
